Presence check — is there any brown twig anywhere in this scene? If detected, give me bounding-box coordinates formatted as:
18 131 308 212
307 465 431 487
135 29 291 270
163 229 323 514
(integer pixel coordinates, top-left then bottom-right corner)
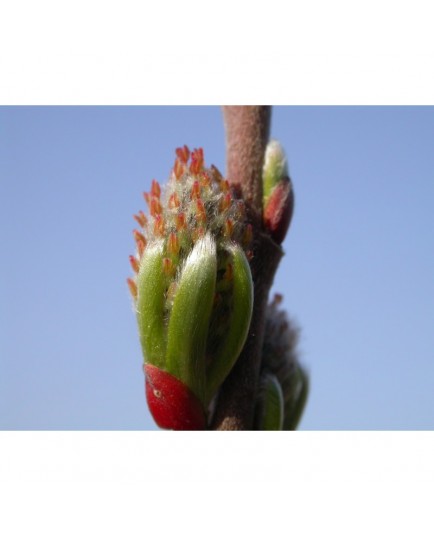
211 106 284 430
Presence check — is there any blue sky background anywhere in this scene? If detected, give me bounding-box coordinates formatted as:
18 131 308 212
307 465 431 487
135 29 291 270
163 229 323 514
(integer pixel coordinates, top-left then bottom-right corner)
1 106 433 430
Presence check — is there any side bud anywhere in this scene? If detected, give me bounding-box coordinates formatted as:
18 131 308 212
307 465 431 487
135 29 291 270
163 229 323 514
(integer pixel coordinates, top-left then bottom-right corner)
262 140 294 244
254 372 284 431
254 294 308 430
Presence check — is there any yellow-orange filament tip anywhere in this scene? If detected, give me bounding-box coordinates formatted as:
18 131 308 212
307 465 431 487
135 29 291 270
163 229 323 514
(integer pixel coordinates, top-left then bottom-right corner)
191 180 201 200
133 229 147 247
153 214 165 236
150 197 162 216
176 212 187 231
176 145 190 164
168 192 180 209
134 210 147 228
151 179 161 198
129 255 140 273
167 232 180 256
127 278 138 299
163 257 174 275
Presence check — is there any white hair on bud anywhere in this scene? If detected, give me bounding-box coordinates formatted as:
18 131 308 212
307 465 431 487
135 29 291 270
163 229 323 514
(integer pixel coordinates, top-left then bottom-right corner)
186 233 216 267
264 139 289 177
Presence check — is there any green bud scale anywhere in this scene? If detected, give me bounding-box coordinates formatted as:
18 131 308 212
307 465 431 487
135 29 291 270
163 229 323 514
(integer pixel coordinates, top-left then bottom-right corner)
255 294 308 430
128 147 254 430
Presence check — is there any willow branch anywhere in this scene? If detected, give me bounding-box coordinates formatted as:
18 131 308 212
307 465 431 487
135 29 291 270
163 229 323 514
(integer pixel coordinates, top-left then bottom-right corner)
212 106 283 430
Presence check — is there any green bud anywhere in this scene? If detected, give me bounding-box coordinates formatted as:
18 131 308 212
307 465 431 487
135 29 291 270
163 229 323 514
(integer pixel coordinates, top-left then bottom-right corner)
258 294 308 430
129 147 255 427
255 373 284 431
262 140 288 204
205 243 253 402
262 140 294 244
166 234 217 402
136 241 167 369
284 366 309 431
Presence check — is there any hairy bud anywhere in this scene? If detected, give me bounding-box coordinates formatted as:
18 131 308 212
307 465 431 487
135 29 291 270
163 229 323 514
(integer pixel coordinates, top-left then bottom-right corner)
129 147 254 429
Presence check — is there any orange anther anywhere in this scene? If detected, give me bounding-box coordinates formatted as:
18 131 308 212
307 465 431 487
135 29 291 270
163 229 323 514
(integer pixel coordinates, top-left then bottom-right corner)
127 278 138 299
167 232 180 256
137 238 146 258
173 158 184 180
176 212 187 231
134 210 147 228
129 255 140 274
150 197 162 216
143 192 151 207
133 229 147 246
176 145 190 164
151 179 161 198
162 257 174 275
153 214 165 236
191 180 201 200
168 192 180 209
190 148 204 174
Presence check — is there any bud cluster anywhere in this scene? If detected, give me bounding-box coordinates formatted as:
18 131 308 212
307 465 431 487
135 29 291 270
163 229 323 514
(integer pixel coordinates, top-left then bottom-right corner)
128 146 254 430
254 294 308 430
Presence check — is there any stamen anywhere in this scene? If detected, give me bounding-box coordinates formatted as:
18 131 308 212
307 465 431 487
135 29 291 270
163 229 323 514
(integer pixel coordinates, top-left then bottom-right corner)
173 158 184 180
129 255 140 273
176 145 190 164
176 212 187 231
167 232 180 256
150 197 162 216
191 180 201 200
168 192 180 209
190 148 204 174
151 179 161 198
153 214 165 236
133 229 147 247
133 210 147 228
127 278 138 299
162 257 174 275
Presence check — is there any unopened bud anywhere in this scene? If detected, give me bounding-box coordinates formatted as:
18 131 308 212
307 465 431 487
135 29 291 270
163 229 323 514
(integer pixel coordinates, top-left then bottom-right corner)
262 140 294 244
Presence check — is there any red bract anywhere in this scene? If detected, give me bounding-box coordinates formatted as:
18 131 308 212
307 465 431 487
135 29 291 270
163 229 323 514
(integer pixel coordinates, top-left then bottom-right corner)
263 177 294 245
144 364 206 431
